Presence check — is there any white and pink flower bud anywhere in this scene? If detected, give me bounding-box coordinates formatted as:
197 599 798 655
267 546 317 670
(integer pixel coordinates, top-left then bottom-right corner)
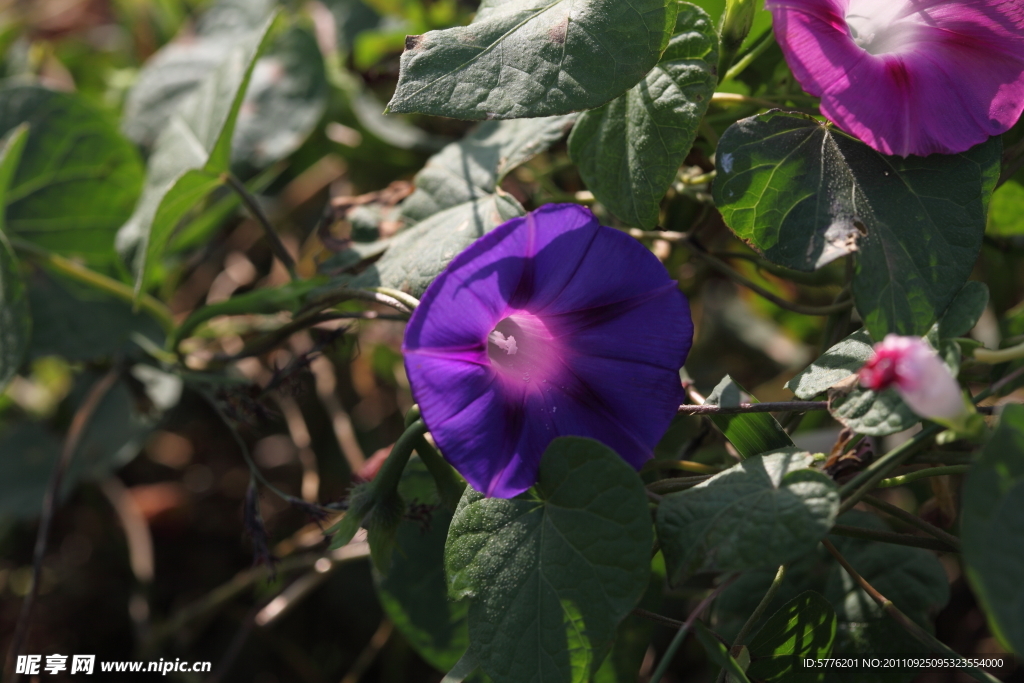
859 334 966 421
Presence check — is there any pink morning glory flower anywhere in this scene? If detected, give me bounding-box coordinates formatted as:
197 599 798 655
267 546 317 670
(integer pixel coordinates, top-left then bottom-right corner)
859 334 966 420
765 0 1024 156
402 204 693 498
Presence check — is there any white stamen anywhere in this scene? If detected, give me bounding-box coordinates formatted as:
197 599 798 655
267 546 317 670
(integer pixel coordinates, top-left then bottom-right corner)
489 330 518 355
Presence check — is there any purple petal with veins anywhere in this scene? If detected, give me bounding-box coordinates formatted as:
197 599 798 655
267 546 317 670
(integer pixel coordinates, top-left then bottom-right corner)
403 204 693 498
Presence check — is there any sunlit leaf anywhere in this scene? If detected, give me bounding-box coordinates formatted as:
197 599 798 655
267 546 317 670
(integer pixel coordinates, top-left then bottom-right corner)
694 620 752 683
716 512 948 683
0 86 144 264
569 2 717 228
936 280 988 341
786 300 966 436
704 375 794 458
401 116 576 223
123 0 326 168
746 591 836 683
987 176 1024 237
656 449 838 582
713 112 1001 338
445 437 652 683
387 0 679 120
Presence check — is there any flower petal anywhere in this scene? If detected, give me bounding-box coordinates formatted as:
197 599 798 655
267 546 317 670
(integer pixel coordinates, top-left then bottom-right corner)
405 350 528 494
768 0 1024 156
402 269 501 353
547 284 693 370
767 0 861 100
552 353 686 468
451 203 604 311
537 221 687 317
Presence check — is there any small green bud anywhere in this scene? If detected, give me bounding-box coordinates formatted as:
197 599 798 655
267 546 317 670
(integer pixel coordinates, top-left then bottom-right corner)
719 0 757 75
721 0 756 51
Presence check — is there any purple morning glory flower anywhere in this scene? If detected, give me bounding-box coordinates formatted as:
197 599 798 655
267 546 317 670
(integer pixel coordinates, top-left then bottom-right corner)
766 0 1024 156
402 204 693 498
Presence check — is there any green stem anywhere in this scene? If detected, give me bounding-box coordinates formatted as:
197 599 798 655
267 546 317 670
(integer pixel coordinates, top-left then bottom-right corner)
861 495 962 552
370 287 420 311
327 421 429 549
973 341 1024 364
642 460 722 475
404 405 422 429
969 367 1024 405
822 539 1000 683
224 173 297 281
909 451 975 466
211 312 337 363
648 575 739 683
633 608 684 629
977 365 1024 402
829 524 958 553
876 465 970 489
733 564 787 647
711 92 785 110
627 230 853 314
414 435 465 511
837 424 941 514
374 420 427 499
678 400 827 416
722 31 776 82
646 475 713 495
12 238 175 332
302 286 412 315
715 250 844 287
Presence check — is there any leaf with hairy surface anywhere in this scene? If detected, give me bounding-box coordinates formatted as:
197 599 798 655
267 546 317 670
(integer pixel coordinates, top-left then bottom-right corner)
445 437 652 683
387 0 678 120
656 448 838 583
401 115 576 223
569 2 717 228
713 112 1000 338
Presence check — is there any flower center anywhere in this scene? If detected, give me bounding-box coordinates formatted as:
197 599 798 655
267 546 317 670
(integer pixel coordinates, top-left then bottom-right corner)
486 314 557 384
845 0 921 56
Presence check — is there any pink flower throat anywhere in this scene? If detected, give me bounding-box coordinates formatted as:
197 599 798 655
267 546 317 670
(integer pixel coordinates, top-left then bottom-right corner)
486 313 560 385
